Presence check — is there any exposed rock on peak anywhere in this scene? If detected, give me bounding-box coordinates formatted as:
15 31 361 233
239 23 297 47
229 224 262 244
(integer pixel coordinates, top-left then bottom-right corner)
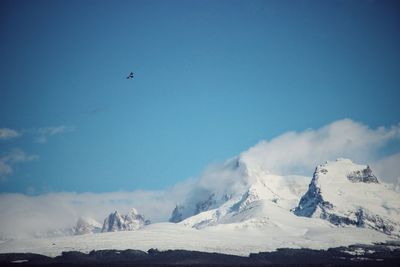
347 166 379 183
294 159 400 236
102 208 150 233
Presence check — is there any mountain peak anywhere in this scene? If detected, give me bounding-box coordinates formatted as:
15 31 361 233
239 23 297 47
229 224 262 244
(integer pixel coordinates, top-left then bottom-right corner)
168 156 257 223
294 160 399 235
102 208 150 232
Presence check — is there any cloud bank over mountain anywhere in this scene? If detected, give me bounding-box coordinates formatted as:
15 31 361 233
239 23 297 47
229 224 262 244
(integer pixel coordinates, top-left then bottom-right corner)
241 119 400 177
0 187 191 239
0 119 399 240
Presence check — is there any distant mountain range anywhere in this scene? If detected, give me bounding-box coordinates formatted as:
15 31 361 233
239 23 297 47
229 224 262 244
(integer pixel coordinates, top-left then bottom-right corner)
1 157 399 256
74 208 150 235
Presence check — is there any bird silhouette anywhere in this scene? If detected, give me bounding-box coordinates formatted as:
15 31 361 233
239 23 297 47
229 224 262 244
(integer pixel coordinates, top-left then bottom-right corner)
127 72 134 79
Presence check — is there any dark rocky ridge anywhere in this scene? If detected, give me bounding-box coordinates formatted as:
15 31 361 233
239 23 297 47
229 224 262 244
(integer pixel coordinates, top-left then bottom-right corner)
1 242 399 267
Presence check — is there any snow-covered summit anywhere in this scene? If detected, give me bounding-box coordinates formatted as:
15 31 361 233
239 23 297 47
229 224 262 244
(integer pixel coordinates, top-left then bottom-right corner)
169 156 252 222
169 155 309 224
171 155 310 229
102 208 150 233
294 159 400 235
179 176 309 230
170 157 400 238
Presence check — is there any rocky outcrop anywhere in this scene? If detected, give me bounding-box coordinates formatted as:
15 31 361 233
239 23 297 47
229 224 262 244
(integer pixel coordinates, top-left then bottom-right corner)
102 208 150 233
347 166 379 183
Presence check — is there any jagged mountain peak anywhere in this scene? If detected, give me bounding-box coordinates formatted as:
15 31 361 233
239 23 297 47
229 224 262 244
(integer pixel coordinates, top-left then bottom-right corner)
102 208 150 233
171 158 400 238
168 154 287 223
176 171 309 229
295 159 400 235
169 152 316 224
314 158 378 183
168 156 257 223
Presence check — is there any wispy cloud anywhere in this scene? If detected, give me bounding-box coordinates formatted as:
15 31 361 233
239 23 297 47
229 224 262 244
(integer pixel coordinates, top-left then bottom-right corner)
31 125 75 143
85 104 110 116
0 125 75 143
0 128 20 140
0 125 73 182
0 149 38 182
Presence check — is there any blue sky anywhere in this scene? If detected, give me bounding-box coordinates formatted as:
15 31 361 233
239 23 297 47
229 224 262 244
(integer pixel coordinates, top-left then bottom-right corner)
0 0 399 194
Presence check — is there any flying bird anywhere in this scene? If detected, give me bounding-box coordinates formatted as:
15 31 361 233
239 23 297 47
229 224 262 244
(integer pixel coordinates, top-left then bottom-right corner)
126 72 134 79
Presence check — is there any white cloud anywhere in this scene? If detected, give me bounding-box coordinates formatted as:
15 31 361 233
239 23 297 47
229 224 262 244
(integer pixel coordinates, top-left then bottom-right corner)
33 126 75 143
0 128 20 140
0 149 38 182
240 119 400 181
0 125 74 143
0 125 73 181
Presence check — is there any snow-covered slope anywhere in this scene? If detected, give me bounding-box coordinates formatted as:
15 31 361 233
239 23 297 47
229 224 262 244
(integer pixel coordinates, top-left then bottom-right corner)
170 156 309 226
179 174 309 229
169 157 251 223
74 217 102 235
175 157 400 240
102 208 150 232
170 155 310 229
294 159 400 236
0 222 393 257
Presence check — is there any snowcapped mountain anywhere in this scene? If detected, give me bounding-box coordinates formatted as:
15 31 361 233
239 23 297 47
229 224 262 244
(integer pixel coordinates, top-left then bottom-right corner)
102 208 150 232
169 157 251 223
0 158 398 256
294 159 400 236
74 217 102 235
170 156 310 228
170 157 400 239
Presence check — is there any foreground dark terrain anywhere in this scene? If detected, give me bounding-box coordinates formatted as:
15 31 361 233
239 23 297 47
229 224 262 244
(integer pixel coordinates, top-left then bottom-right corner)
1 242 399 267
